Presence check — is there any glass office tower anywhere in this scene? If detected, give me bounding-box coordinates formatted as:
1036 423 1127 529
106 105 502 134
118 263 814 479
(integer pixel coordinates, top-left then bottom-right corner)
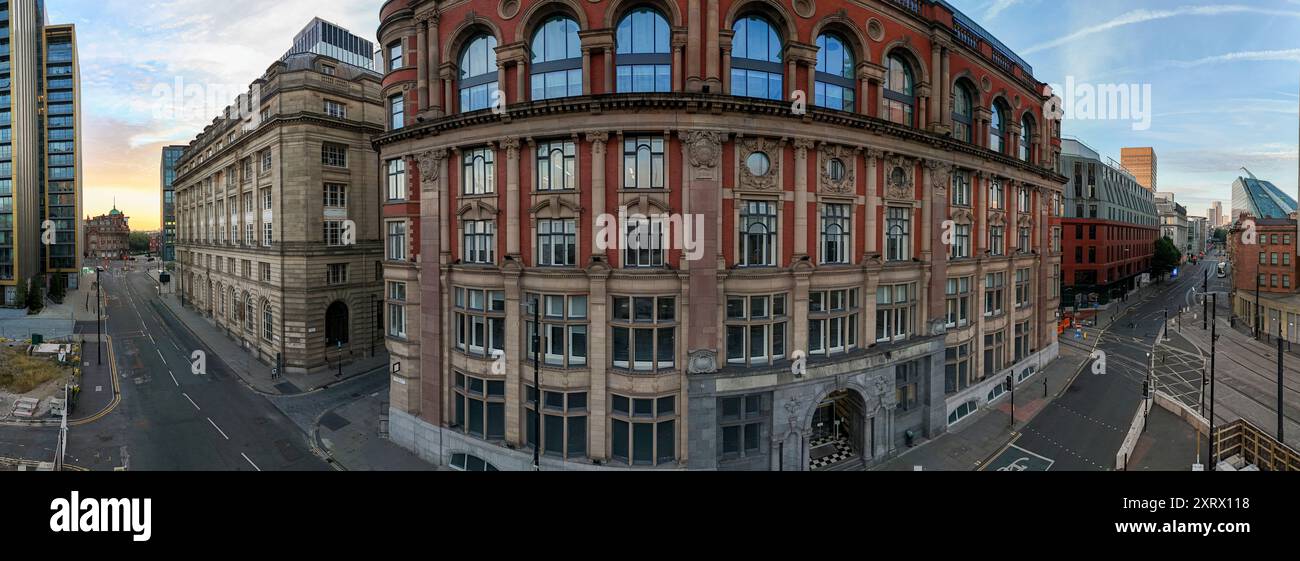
42 23 79 288
160 145 183 262
283 17 375 71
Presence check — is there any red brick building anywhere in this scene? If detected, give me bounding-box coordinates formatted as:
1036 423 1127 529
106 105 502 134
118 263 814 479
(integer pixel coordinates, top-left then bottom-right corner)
375 0 1065 470
1228 214 1300 338
84 206 131 260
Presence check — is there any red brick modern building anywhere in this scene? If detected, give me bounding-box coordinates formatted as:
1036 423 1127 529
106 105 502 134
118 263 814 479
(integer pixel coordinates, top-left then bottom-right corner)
1058 138 1158 308
375 0 1065 470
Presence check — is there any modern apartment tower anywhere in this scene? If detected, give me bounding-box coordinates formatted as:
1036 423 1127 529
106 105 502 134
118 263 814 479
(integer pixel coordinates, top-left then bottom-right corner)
1 0 82 305
161 145 184 261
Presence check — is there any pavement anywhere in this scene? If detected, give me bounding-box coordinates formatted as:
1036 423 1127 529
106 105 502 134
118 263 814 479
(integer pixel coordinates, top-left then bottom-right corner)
1126 404 1208 471
878 260 1212 471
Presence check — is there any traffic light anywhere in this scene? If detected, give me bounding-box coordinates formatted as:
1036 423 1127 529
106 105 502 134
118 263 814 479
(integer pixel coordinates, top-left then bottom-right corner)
1142 380 1150 398
1006 375 1013 389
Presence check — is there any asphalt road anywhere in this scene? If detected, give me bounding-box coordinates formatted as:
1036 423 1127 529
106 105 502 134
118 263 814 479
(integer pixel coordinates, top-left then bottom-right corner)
63 259 331 471
1012 258 1213 470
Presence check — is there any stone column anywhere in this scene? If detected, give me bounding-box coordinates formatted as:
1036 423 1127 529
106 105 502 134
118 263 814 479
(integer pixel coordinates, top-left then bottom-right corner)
417 20 429 110
425 14 443 115
705 0 720 91
416 149 449 427
582 47 592 95
604 47 614 94
974 171 985 254
502 266 522 444
686 0 701 89
925 160 951 337
504 138 521 258
672 43 685 91
940 46 951 130
587 266 611 458
793 138 813 258
929 45 941 130
865 149 882 255
587 132 609 259
679 130 724 374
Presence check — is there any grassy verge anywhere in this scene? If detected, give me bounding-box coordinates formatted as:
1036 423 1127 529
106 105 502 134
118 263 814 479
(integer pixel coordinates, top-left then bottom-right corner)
0 346 70 393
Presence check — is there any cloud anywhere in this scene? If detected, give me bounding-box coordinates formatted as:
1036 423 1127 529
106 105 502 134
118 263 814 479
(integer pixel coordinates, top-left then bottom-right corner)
1168 48 1300 68
1023 5 1300 54
984 0 1025 20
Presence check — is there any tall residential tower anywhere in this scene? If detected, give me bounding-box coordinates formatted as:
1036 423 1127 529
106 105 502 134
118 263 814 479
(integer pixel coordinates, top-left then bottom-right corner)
0 1 82 305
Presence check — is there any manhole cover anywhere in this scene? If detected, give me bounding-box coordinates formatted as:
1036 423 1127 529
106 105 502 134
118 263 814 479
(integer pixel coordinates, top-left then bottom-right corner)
319 411 351 431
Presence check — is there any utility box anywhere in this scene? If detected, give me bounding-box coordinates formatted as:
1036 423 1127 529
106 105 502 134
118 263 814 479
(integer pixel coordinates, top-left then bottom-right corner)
48 398 66 417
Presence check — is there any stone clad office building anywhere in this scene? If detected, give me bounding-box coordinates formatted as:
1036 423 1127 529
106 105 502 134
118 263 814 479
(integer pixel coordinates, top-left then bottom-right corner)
172 23 385 374
375 0 1065 470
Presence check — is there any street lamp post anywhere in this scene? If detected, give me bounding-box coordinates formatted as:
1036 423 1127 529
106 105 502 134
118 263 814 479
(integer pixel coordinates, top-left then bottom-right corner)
96 267 101 365
1278 336 1285 444
1209 292 1218 471
1255 273 1261 340
1203 268 1208 330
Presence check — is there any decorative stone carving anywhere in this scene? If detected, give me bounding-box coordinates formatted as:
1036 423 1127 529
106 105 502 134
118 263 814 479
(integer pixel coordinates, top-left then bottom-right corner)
784 397 800 431
680 130 723 170
500 137 520 160
737 137 783 191
951 207 973 223
415 9 439 25
793 0 815 18
924 160 951 195
497 0 520 20
687 349 718 374
585 131 609 155
866 18 885 42
883 154 915 201
818 144 857 195
416 149 448 188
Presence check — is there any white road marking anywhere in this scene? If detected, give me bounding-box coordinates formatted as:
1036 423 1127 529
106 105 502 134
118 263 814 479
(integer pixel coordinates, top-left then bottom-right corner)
168 371 178 387
148 333 155 344
183 393 200 411
241 453 261 471
207 417 229 440
156 349 167 364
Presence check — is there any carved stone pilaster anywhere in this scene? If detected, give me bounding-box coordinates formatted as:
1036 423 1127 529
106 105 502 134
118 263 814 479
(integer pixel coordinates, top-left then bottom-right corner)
500 137 520 159
417 149 448 189
586 131 609 155
679 129 723 169
924 160 951 195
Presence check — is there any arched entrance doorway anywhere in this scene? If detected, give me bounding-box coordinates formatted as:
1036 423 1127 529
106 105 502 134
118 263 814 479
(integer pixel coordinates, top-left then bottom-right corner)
808 389 867 471
325 301 349 347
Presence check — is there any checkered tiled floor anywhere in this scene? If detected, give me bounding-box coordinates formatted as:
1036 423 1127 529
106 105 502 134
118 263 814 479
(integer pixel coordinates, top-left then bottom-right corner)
808 435 856 470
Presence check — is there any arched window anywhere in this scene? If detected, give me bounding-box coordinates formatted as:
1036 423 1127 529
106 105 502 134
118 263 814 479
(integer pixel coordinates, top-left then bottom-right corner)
459 34 499 112
953 82 974 143
262 301 274 341
615 8 671 92
990 101 1007 154
1019 114 1034 161
730 15 782 101
814 33 854 110
883 53 914 126
530 16 582 100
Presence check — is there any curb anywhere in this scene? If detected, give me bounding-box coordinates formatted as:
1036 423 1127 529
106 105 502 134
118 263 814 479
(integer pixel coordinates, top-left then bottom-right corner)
309 406 349 472
69 335 121 427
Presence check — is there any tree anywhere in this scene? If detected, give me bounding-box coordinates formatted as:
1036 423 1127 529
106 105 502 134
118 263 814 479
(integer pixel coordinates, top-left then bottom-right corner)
26 276 44 313
49 274 66 304
129 232 150 254
1151 236 1182 279
1212 228 1227 242
13 276 27 309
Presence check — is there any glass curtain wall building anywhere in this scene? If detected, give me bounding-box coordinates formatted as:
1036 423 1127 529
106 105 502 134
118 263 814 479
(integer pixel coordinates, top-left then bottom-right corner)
42 23 79 286
283 17 376 71
160 145 183 261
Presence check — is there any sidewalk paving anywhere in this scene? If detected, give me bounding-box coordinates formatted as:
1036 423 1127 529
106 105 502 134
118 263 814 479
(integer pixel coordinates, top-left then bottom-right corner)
1126 405 1206 471
147 269 387 396
313 380 435 471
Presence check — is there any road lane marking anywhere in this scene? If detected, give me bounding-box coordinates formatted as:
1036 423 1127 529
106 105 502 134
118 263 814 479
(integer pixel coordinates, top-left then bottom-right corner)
148 333 155 344
207 417 229 440
168 371 178 387
183 393 200 411
241 453 261 471
156 349 167 364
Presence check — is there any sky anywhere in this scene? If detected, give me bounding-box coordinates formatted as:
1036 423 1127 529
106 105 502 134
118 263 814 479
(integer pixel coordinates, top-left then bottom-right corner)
58 0 1300 230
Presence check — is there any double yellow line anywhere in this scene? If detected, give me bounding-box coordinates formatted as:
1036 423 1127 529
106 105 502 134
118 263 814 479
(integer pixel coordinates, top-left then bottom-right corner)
70 335 120 427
